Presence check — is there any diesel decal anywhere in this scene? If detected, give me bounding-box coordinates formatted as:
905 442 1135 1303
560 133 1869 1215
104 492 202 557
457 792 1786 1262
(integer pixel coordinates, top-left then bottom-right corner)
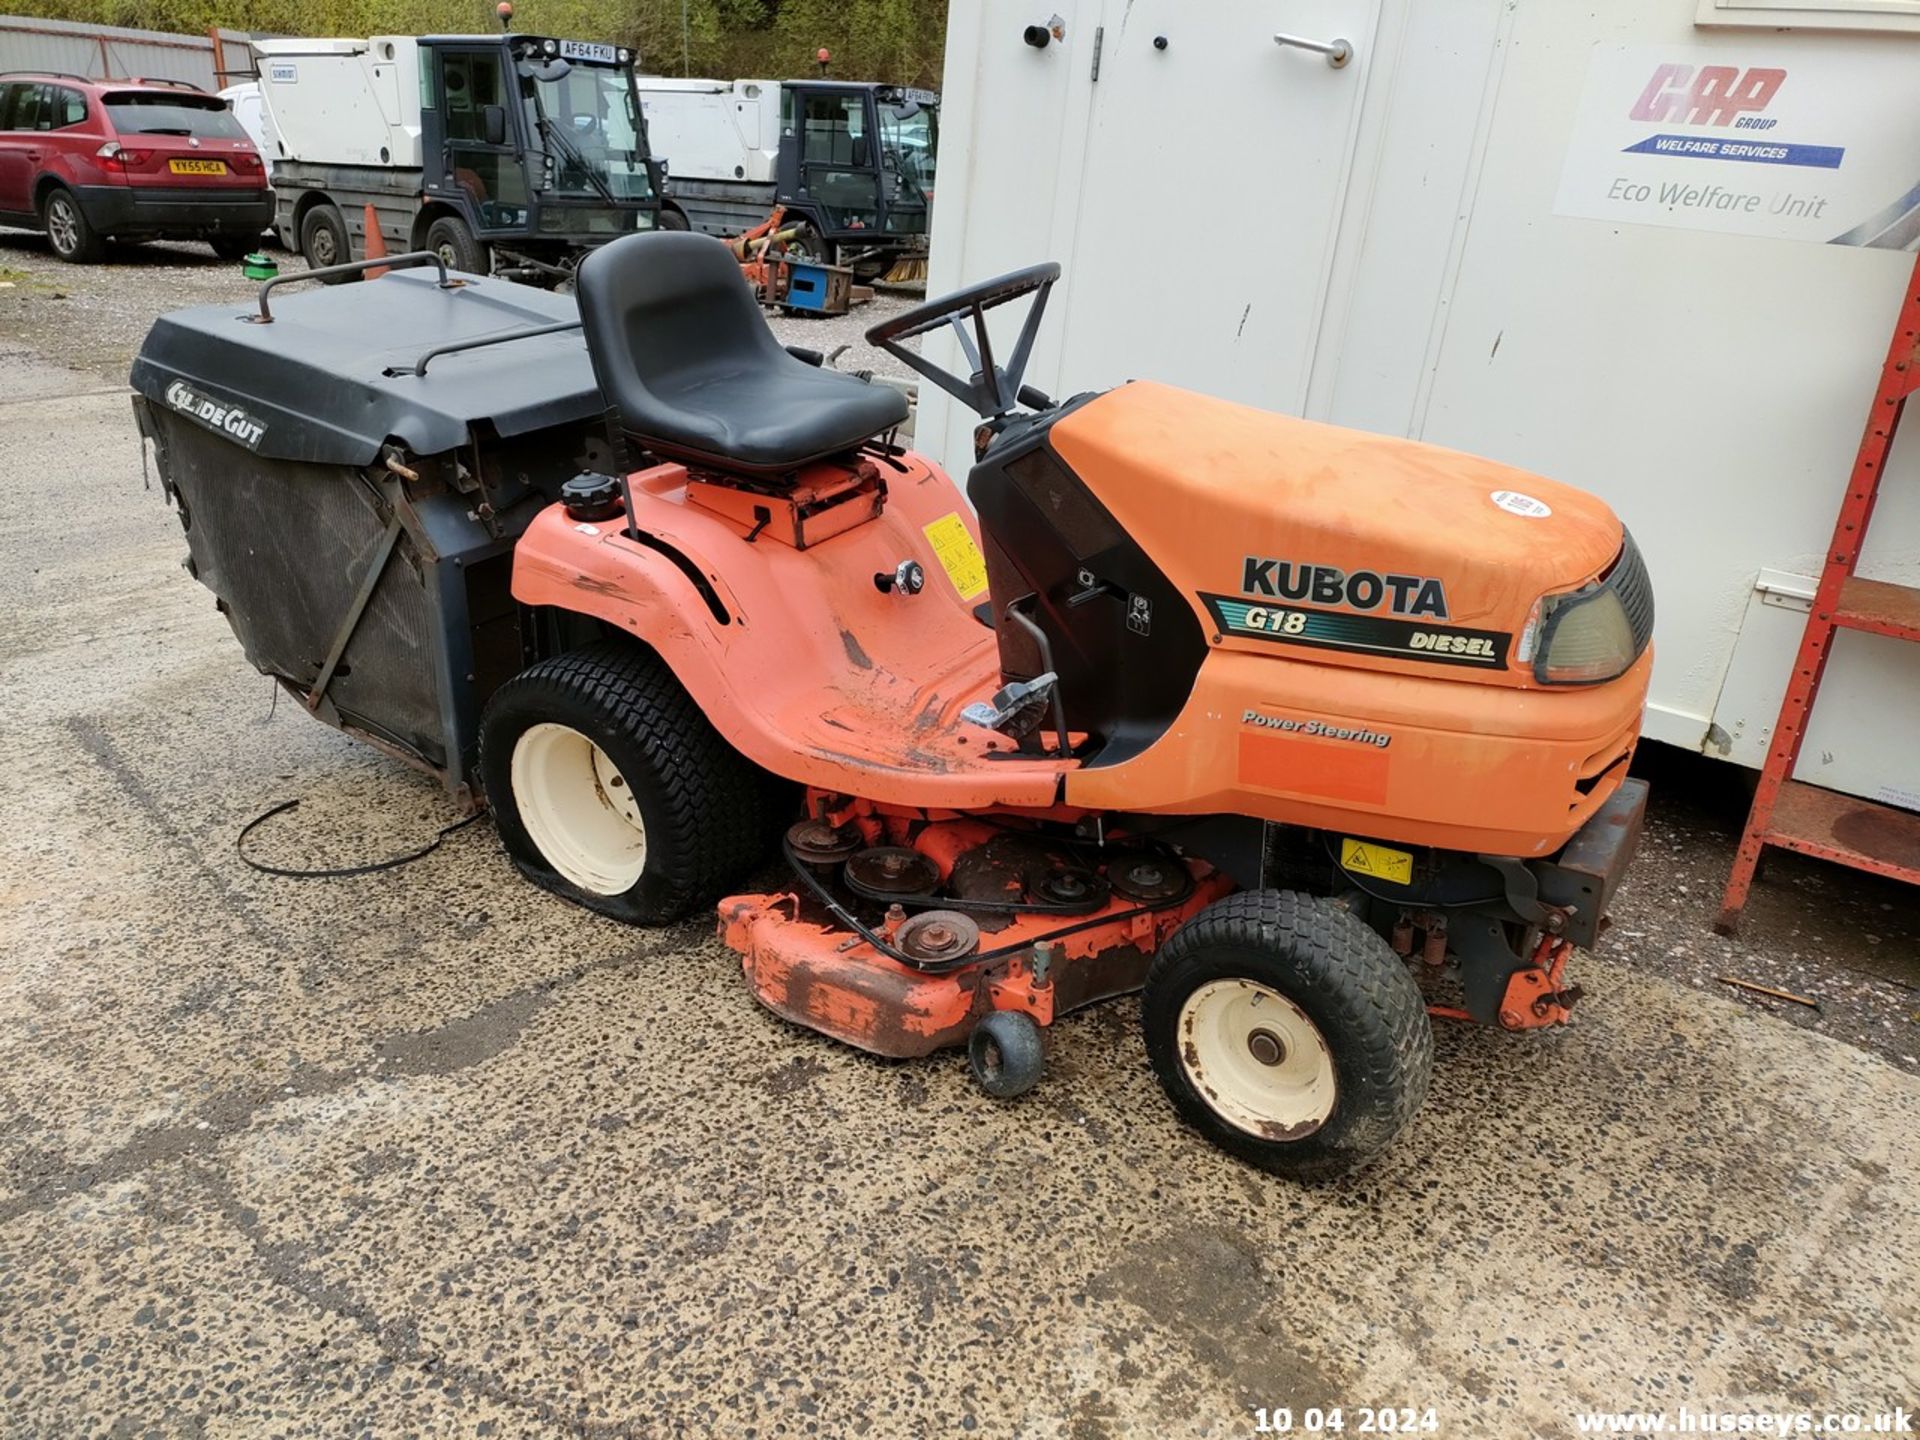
1407 630 1501 659
1242 710 1391 748
163 379 266 450
1201 594 1512 669
1241 557 1449 620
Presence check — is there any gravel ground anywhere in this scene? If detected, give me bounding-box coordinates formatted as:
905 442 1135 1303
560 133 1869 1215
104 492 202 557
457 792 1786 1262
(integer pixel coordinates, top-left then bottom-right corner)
1612 745 1920 1072
0 227 919 385
2 218 1915 1076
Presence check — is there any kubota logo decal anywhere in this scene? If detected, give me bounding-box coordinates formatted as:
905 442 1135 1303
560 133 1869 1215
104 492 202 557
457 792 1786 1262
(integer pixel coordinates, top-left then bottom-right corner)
1630 65 1786 129
1240 557 1449 619
1207 558 1505 668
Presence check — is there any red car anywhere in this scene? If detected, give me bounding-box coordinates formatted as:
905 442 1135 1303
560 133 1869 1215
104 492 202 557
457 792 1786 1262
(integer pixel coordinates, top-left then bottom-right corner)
0 73 271 263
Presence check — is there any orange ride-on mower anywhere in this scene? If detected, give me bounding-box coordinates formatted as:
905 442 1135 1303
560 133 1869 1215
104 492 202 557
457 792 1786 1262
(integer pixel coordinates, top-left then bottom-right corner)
132 234 1652 1178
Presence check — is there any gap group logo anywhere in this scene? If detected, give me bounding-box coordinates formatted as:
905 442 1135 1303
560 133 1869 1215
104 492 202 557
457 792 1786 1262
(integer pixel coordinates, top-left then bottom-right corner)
1555 43 1920 248
1630 64 1784 127
1622 63 1845 172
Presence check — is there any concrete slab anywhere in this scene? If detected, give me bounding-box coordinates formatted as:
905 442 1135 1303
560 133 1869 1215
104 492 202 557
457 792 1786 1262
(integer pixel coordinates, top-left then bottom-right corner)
2 352 1917 1437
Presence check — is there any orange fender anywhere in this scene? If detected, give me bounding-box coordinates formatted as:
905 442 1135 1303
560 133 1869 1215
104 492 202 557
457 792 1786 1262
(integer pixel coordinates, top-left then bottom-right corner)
509 457 1070 809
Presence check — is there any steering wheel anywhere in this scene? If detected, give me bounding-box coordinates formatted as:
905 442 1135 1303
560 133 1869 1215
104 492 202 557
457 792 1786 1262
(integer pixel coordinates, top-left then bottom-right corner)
865 261 1060 419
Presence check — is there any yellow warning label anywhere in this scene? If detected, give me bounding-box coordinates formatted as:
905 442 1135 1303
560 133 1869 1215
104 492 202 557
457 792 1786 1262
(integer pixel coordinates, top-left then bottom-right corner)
1340 837 1413 886
922 512 989 601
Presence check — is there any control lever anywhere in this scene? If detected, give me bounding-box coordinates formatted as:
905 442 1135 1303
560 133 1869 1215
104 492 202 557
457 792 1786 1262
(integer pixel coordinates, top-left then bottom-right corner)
874 560 926 595
1067 569 1125 608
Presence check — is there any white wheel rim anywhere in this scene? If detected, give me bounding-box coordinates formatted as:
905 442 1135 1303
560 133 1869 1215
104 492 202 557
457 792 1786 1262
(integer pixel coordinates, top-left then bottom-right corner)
509 722 648 895
1177 979 1337 1140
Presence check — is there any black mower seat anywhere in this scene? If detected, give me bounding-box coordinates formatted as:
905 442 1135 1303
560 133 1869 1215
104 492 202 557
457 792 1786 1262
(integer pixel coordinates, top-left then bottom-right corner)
575 231 910 475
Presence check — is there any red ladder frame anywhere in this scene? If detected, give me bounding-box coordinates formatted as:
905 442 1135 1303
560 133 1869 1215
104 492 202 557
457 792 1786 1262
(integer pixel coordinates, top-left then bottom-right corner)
1716 252 1920 934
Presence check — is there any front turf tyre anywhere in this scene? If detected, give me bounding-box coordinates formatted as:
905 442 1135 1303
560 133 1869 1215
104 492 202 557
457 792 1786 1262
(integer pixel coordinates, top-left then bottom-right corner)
1142 890 1433 1181
424 214 486 274
478 642 774 924
208 235 257 262
42 188 104 263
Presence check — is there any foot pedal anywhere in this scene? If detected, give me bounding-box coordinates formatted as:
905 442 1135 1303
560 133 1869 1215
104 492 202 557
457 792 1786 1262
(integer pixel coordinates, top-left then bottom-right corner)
962 672 1059 739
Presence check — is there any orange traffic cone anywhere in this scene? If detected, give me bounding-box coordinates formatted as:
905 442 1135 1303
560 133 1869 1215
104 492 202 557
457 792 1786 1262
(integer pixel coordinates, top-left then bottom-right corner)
363 203 388 278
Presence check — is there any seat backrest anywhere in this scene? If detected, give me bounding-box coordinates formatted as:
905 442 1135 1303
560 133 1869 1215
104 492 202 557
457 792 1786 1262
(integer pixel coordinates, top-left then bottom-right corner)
575 230 910 475
576 231 786 445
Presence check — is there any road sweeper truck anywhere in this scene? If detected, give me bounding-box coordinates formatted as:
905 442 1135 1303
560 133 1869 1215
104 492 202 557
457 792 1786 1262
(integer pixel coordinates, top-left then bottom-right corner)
635 76 936 281
256 30 677 283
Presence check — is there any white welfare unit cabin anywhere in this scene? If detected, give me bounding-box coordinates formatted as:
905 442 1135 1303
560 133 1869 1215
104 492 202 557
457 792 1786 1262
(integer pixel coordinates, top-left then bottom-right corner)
923 0 1920 808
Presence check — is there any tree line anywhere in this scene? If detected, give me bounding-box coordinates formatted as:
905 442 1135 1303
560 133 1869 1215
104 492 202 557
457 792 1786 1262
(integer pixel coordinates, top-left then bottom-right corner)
14 0 949 87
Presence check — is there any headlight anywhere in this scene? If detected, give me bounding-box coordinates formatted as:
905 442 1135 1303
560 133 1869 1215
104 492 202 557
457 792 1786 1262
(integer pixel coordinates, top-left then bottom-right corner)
1527 529 1654 685
543 38 559 55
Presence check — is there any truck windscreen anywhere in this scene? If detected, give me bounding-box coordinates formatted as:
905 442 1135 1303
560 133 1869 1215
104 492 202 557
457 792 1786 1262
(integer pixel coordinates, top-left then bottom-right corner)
521 63 654 202
880 101 936 195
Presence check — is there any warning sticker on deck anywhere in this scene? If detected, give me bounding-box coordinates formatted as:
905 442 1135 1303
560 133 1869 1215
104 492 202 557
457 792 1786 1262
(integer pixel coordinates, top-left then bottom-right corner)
1340 837 1413 886
923 513 988 600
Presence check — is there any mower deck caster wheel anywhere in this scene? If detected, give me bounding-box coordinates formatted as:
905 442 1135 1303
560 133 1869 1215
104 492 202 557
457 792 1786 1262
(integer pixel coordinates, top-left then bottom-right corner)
968 1011 1045 1099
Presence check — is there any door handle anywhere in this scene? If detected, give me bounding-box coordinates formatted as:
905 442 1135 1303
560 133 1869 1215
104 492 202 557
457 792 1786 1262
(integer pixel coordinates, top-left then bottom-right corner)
1273 32 1354 68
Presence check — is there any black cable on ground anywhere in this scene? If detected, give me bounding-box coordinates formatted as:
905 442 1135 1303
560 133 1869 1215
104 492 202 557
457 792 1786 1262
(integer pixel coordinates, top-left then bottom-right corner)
237 798 486 879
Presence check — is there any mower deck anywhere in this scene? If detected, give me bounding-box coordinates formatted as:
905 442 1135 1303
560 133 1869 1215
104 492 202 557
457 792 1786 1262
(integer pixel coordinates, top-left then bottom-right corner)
721 816 1233 1058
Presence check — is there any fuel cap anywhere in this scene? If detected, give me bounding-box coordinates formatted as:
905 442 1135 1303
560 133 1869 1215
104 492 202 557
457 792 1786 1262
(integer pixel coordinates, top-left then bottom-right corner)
561 473 624 522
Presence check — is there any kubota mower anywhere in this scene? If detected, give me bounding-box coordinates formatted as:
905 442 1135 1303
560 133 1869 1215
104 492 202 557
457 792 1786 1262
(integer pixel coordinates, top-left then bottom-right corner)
131 233 1652 1178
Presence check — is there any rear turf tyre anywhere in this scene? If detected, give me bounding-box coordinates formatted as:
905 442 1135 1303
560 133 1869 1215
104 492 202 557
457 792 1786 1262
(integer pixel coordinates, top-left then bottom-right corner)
424 214 486 274
478 642 773 924
1143 890 1433 1181
968 1011 1045 1099
299 203 354 280
42 188 104 263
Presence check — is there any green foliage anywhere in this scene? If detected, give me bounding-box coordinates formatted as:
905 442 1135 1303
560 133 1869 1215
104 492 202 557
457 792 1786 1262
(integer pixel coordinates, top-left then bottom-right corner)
9 0 948 86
